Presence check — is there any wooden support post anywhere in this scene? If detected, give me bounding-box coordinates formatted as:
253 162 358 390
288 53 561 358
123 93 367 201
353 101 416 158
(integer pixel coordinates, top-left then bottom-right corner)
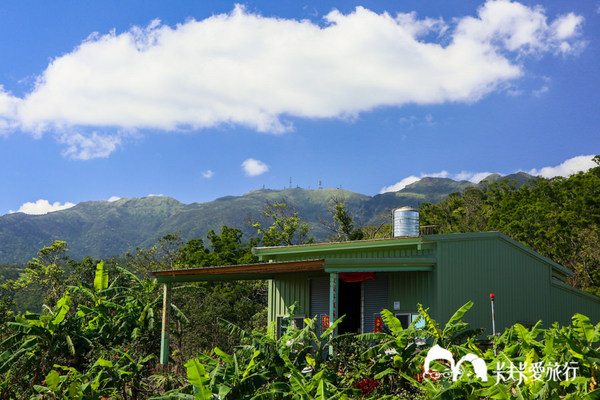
329 272 339 336
160 283 172 365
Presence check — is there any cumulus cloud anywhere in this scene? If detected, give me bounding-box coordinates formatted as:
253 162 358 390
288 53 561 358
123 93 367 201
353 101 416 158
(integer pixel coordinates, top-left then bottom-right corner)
528 155 596 178
201 170 214 178
242 158 269 176
108 196 121 202
0 2 585 158
10 199 76 215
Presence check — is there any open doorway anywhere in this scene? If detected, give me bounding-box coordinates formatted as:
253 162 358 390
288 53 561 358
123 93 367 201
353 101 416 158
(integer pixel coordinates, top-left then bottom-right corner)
337 280 362 334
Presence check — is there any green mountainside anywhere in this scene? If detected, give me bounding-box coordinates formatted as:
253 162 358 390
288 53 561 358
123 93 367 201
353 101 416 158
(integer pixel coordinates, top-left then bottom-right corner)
0 174 533 263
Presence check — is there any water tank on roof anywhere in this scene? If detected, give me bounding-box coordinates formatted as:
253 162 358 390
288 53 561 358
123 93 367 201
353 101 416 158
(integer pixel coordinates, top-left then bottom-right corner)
393 207 420 237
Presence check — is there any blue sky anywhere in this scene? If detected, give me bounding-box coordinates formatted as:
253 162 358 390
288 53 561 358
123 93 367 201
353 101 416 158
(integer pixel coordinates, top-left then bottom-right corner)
0 0 598 215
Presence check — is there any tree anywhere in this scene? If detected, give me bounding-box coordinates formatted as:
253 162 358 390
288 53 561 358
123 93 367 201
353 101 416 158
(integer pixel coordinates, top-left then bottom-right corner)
1 240 69 307
252 200 314 246
124 227 266 357
126 233 185 277
321 197 365 241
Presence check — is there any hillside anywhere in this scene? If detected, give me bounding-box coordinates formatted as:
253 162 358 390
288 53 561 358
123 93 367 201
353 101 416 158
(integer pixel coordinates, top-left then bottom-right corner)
0 173 533 262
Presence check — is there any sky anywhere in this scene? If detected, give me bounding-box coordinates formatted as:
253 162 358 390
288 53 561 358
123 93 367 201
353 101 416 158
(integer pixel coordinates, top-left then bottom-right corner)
0 0 599 215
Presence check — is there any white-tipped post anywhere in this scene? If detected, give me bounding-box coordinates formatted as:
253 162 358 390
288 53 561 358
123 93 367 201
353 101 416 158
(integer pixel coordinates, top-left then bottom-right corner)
490 293 496 356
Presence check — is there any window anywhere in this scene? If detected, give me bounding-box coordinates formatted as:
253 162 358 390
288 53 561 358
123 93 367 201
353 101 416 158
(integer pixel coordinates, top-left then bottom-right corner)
395 313 425 329
276 316 306 338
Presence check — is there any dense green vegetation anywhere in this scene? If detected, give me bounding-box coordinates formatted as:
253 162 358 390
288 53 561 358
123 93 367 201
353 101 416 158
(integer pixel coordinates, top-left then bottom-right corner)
0 225 268 398
4 288 598 399
151 303 600 399
420 156 600 296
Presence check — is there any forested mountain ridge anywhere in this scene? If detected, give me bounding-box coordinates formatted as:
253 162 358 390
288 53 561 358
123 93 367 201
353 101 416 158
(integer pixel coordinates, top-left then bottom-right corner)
0 173 533 263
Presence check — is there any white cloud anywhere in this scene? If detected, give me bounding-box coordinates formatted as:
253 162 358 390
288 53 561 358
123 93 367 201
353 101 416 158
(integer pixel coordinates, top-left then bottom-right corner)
454 171 494 183
108 196 121 202
10 199 76 215
533 84 549 97
551 13 583 41
427 170 449 179
0 2 585 158
380 170 450 193
470 171 494 183
380 176 421 193
528 155 596 178
201 169 214 178
242 158 269 176
58 132 121 160
398 114 436 128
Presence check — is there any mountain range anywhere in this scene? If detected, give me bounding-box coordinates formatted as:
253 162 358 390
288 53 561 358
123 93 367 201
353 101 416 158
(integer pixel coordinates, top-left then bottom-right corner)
0 172 533 263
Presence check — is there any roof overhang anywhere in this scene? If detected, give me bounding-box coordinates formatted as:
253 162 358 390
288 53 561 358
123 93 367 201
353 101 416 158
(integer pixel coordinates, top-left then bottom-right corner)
151 255 436 284
152 259 325 283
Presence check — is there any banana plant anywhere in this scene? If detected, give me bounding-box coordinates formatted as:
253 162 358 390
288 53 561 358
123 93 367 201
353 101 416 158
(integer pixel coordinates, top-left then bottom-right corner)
0 291 92 387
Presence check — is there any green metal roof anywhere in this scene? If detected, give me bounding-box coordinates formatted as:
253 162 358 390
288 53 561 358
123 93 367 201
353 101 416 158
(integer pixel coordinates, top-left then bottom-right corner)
253 236 433 257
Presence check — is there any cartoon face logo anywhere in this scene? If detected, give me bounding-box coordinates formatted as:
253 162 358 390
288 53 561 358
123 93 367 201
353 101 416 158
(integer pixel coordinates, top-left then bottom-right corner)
423 345 488 382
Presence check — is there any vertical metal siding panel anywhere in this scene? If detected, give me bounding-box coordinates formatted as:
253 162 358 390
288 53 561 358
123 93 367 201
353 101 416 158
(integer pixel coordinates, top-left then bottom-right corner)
310 278 330 318
364 274 389 332
273 274 311 318
548 284 600 325
268 280 275 325
387 270 436 316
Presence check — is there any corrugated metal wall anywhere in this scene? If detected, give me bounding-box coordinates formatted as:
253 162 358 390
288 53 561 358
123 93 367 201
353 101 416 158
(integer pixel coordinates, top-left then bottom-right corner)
310 277 330 318
363 274 389 332
550 282 600 325
268 273 310 325
435 236 600 332
388 271 437 317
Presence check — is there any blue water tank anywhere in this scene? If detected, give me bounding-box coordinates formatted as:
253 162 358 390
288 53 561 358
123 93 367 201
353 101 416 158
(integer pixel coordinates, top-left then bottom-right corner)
393 207 420 237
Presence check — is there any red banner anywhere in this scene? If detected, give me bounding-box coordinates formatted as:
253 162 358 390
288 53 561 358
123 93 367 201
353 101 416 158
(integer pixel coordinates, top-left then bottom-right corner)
322 315 330 330
374 316 383 333
339 272 375 282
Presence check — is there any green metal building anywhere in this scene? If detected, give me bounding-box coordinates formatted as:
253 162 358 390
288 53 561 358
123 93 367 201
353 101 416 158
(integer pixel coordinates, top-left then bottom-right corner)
153 231 600 364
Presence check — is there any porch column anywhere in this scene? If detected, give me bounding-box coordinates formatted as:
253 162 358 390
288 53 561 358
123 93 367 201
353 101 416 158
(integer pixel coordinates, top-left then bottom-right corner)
329 272 339 335
160 283 172 365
